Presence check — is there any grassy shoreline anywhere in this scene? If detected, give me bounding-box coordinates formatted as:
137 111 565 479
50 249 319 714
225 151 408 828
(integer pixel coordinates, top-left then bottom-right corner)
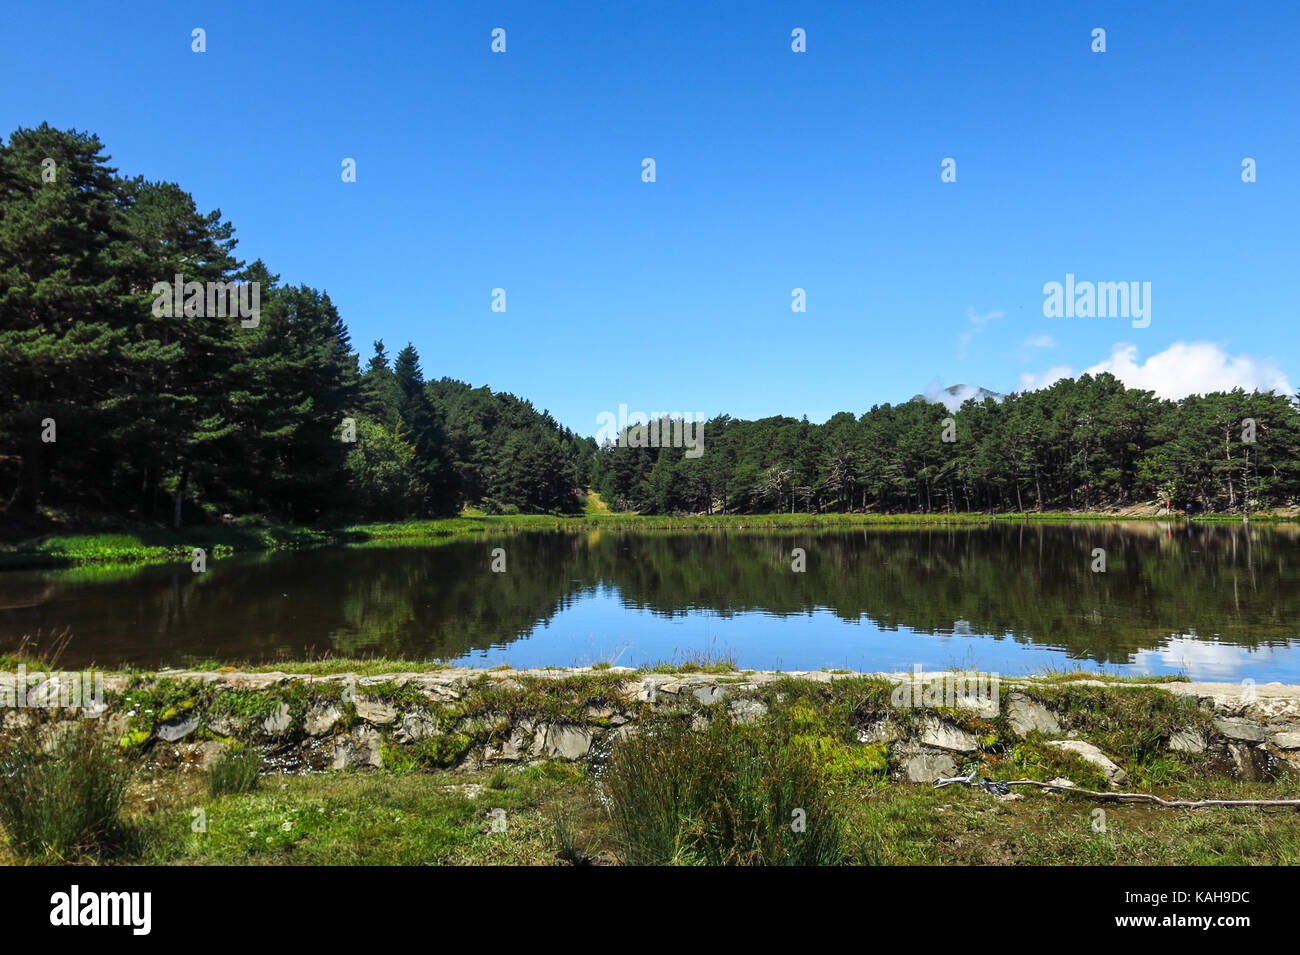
2 509 1292 572
0 667 1294 866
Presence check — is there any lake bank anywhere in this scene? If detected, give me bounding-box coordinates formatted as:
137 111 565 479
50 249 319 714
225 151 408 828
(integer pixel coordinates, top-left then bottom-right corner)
4 508 1298 571
3 666 1298 865
6 520 1300 678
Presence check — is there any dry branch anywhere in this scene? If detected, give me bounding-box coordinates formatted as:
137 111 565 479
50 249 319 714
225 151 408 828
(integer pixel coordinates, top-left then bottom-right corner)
935 774 1300 809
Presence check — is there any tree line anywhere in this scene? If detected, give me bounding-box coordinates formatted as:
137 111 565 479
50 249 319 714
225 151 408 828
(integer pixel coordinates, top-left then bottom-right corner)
593 375 1300 515
4 125 1298 528
0 125 593 527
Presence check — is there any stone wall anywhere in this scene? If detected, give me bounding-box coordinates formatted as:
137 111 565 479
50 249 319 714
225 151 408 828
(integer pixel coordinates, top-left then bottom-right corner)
2 667 1298 784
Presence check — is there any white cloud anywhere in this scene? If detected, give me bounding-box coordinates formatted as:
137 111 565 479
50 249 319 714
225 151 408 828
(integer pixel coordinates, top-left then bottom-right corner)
1018 364 1073 392
967 307 1004 327
921 380 997 411
958 307 1004 358
1018 342 1293 399
1130 634 1291 681
1023 334 1056 349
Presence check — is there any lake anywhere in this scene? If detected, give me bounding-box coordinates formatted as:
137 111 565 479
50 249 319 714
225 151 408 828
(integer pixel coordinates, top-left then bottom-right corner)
2 522 1299 680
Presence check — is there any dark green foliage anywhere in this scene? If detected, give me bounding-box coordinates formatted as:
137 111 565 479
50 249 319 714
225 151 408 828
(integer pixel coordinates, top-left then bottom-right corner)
599 376 1300 515
428 378 589 515
0 719 134 861
0 124 134 516
602 714 848 866
413 733 472 767
0 125 589 525
343 416 420 519
4 124 1298 528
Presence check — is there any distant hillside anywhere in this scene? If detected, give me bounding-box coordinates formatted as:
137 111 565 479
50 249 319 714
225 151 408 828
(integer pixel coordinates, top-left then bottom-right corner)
910 383 1006 410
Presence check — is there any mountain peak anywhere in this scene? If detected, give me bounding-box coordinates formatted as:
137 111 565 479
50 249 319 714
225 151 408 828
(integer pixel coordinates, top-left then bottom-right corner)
910 383 1005 410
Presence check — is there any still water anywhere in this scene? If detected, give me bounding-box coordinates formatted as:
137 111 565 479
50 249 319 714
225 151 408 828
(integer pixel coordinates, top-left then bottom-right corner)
2 523 1298 680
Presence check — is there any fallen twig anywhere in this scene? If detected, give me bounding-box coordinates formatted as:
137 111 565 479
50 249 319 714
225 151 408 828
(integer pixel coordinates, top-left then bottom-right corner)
934 774 1300 808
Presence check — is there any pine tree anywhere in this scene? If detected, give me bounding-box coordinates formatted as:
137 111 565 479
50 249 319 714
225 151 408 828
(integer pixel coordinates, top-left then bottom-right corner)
392 344 455 515
0 124 131 513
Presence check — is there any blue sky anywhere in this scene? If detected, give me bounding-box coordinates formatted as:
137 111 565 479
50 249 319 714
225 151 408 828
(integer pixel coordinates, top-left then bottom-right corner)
4 1 1297 434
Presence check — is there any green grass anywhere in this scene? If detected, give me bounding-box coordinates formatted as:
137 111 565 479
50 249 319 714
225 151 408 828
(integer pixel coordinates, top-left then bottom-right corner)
2 671 1296 866
639 648 739 675
140 763 599 866
0 720 137 863
0 524 356 571
183 656 453 676
1029 667 1191 685
101 750 1300 867
209 745 262 798
602 712 848 865
844 779 1300 865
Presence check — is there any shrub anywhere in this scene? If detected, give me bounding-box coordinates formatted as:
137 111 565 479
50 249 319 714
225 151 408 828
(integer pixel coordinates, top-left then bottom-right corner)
413 733 472 768
602 715 847 865
0 720 134 861
209 745 262 797
548 800 592 865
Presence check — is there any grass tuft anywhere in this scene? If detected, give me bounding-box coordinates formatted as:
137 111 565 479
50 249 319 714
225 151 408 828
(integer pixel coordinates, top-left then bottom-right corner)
601 714 847 866
0 719 135 862
209 745 262 798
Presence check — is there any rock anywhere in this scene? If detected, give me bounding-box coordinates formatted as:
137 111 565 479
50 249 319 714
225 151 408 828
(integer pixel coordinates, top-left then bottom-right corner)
1244 699 1300 723
1046 777 1076 789
1228 742 1262 782
261 702 292 735
178 741 228 770
394 711 437 742
1044 740 1129 786
207 715 238 737
1169 727 1206 753
1270 731 1300 750
332 727 381 769
420 682 461 702
632 679 661 702
305 703 342 737
354 699 397 725
227 673 287 691
1213 717 1267 743
920 717 979 753
531 724 592 760
491 724 534 761
156 714 199 742
457 712 506 736
858 720 901 744
899 747 957 783
692 685 727 705
727 699 768 724
955 694 999 719
1264 745 1300 778
585 706 617 720
1007 693 1061 736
